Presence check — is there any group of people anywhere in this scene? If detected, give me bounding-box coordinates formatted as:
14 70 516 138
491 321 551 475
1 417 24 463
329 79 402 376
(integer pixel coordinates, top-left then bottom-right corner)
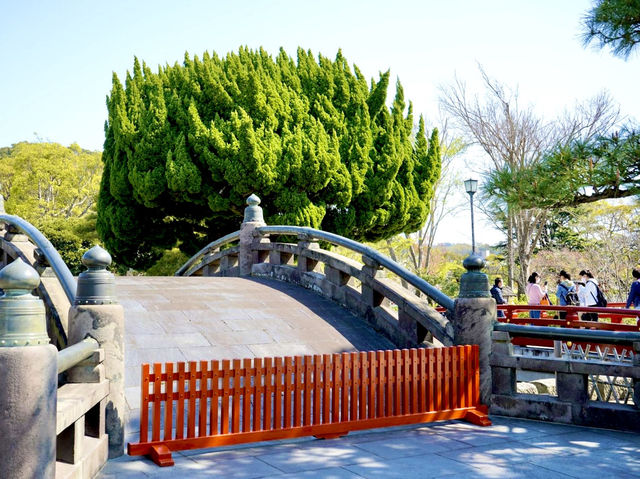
489 268 640 321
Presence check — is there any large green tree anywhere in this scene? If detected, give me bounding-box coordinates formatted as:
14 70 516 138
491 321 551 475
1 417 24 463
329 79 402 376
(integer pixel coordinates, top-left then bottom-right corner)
582 0 640 59
98 47 441 268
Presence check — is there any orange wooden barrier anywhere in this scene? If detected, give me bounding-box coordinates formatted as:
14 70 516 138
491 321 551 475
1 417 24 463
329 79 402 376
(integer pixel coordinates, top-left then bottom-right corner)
128 346 490 466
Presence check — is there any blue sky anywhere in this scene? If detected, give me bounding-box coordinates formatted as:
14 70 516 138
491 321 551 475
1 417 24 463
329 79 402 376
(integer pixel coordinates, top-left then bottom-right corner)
1 1 637 244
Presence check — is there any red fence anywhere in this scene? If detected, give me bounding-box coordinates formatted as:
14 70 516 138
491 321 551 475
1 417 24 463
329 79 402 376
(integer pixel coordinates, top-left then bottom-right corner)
128 346 490 466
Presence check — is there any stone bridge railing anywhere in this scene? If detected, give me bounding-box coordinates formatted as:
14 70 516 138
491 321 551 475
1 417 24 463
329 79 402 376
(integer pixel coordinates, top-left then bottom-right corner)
176 195 462 349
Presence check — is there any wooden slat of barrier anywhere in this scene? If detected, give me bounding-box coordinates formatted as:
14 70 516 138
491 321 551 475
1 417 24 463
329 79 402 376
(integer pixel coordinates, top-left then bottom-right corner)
164 363 174 440
187 361 197 438
332 354 341 423
284 357 292 428
394 350 402 416
359 352 367 421
304 355 312 426
140 364 150 443
232 359 241 433
322 354 331 424
274 357 283 430
473 345 480 406
436 349 443 411
263 358 272 431
411 349 418 414
176 362 186 439
466 346 473 408
368 352 376 419
458 348 465 409
385 350 393 417
418 349 426 412
293 357 302 427
451 348 458 410
403 349 410 415
313 355 322 425
221 360 230 435
341 353 350 422
444 348 451 411
152 363 162 442
254 358 263 432
199 361 208 437
210 360 219 436
350 352 358 421
377 351 385 418
242 358 252 433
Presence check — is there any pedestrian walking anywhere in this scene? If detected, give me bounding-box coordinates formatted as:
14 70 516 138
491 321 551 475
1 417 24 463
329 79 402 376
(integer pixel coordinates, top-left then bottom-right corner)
526 272 546 319
579 269 600 321
556 270 577 319
625 268 640 309
491 277 506 318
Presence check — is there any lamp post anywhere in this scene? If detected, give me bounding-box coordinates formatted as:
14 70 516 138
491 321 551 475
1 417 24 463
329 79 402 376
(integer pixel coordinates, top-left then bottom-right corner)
464 178 478 254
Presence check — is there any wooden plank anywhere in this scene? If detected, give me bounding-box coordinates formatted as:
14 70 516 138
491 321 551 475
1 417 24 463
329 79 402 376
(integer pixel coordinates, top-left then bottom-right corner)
140 364 150 443
427 349 435 412
313 355 322 425
164 363 174 440
443 348 451 411
293 356 302 427
385 350 394 417
473 345 480 406
419 349 426 412
263 358 272 431
323 354 331 424
435 348 443 412
341 353 350 422
411 349 418 414
232 359 242 433
187 361 197 438
221 360 230 435
210 360 219 436
451 347 458 410
332 354 341 423
242 358 252 433
403 349 410 415
284 357 293 428
199 361 208 437
394 350 402 416
377 351 385 418
254 357 263 432
350 352 359 421
359 351 367 421
466 346 473 408
152 363 162 442
176 362 186 439
304 355 312 426
368 351 377 419
274 357 283 430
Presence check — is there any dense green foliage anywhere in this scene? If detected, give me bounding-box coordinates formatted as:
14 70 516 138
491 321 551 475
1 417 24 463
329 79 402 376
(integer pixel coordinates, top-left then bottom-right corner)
0 142 103 274
98 47 441 268
582 0 640 58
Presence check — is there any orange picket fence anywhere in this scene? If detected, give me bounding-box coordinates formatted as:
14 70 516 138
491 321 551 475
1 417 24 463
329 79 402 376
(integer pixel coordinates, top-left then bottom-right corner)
128 346 490 466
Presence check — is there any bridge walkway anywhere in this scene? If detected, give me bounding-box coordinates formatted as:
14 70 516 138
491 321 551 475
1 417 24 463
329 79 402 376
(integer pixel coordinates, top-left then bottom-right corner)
117 276 396 433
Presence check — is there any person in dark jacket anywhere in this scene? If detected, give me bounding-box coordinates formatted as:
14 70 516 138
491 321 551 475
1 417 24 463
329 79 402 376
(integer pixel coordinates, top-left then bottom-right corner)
555 270 576 320
490 277 506 318
626 268 640 310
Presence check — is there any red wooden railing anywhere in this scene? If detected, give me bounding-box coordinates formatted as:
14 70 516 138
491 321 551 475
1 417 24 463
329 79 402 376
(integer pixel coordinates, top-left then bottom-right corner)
128 346 490 466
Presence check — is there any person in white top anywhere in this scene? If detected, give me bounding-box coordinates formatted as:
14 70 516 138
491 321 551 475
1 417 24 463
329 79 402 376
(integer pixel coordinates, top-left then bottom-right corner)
579 269 599 322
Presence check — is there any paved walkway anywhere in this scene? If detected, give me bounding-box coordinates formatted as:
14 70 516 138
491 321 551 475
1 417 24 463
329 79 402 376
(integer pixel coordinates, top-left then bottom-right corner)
101 416 640 478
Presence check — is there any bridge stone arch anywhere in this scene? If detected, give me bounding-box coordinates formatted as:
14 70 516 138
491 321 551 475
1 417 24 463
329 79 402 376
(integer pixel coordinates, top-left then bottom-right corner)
177 195 457 349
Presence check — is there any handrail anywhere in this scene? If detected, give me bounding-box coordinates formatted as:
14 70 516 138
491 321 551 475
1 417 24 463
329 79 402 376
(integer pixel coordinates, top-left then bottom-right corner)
57 337 100 374
256 225 455 311
175 230 241 276
498 304 639 316
0 213 76 303
494 322 640 346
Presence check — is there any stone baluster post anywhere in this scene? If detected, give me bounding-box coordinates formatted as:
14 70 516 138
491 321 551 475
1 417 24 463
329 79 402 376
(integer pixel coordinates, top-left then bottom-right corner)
453 254 496 406
239 194 267 276
0 258 57 479
67 246 125 458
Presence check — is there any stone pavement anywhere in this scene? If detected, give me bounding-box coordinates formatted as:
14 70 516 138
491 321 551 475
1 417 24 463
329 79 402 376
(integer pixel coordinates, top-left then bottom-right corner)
116 276 396 430
101 416 640 478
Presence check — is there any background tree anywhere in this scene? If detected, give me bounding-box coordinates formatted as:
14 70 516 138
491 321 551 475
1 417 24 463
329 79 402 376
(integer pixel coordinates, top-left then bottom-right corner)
0 142 103 273
582 0 640 59
98 47 441 268
440 68 618 295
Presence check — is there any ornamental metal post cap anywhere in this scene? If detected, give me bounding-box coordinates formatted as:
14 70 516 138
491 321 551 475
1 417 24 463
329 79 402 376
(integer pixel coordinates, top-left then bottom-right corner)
0 258 49 347
458 253 490 298
243 193 264 223
75 245 117 305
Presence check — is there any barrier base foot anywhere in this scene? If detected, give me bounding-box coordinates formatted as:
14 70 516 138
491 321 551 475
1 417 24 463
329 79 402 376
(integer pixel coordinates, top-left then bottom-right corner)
150 445 174 467
314 431 348 440
463 408 492 427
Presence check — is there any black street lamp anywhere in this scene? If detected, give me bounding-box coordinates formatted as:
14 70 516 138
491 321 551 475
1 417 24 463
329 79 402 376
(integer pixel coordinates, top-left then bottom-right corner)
464 178 478 254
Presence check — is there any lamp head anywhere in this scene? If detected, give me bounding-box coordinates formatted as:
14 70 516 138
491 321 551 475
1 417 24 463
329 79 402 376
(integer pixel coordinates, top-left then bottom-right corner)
464 178 478 195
